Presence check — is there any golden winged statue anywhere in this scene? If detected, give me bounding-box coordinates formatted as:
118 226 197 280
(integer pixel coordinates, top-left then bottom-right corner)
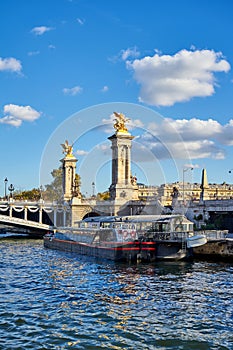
61 140 73 156
113 112 130 133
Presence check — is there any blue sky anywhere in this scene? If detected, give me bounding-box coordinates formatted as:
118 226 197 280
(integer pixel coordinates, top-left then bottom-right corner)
1 0 233 196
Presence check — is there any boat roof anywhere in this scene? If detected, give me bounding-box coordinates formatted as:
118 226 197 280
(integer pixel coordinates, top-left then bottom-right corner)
84 214 192 224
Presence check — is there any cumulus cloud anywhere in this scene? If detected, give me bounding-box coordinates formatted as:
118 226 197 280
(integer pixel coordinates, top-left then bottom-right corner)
127 49 230 106
31 26 54 35
0 104 41 127
135 116 233 161
63 86 83 95
0 56 22 73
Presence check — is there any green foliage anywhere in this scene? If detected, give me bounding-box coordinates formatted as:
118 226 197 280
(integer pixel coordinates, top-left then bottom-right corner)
14 188 42 201
44 167 63 201
13 168 82 202
97 191 110 200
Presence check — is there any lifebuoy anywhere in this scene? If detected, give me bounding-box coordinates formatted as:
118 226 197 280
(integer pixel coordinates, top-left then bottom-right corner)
131 230 136 239
123 230 128 239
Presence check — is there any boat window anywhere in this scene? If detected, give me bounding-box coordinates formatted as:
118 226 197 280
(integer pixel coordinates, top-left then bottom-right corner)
100 230 116 242
122 224 129 229
101 223 110 228
113 223 121 228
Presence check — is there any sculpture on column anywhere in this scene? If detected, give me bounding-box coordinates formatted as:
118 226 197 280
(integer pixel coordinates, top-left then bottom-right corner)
61 140 73 157
113 112 130 133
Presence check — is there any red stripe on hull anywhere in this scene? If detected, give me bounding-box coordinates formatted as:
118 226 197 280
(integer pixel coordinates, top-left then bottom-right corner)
44 237 156 262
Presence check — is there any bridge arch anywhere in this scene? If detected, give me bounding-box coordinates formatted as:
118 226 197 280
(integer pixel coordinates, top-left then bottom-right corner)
82 212 100 220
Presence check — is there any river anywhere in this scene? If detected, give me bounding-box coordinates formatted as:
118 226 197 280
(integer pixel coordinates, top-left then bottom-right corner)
0 237 232 349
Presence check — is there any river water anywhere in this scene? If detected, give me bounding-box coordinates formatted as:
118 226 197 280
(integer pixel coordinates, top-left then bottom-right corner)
0 238 232 350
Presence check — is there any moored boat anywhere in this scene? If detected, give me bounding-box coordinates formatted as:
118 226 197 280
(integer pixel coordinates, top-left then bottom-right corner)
44 214 207 262
193 231 233 261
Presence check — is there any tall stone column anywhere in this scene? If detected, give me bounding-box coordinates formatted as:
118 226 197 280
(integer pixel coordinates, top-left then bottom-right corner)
108 112 138 201
60 140 78 202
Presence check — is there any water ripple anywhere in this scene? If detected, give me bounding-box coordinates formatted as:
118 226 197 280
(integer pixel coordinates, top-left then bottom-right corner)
0 239 233 349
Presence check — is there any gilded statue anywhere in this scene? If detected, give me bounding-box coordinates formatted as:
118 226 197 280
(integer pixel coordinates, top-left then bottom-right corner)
61 140 73 156
113 112 130 133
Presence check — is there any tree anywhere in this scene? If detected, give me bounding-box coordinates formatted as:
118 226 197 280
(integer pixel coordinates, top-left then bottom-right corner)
14 188 42 201
96 191 110 200
44 167 63 201
43 167 82 201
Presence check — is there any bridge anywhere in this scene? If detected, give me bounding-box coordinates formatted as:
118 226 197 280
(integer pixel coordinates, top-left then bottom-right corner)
0 200 69 238
0 214 53 238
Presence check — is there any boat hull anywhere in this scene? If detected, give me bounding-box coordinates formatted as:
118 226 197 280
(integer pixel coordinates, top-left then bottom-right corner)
193 239 233 261
44 236 156 262
155 242 190 261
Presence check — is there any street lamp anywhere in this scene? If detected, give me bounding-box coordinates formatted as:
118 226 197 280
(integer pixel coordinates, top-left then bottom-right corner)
182 167 193 203
92 182 95 197
4 177 8 199
8 184 15 199
40 185 43 200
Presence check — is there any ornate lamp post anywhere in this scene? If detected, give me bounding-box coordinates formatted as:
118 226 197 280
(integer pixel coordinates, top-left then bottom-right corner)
8 184 15 199
92 182 95 197
4 177 8 199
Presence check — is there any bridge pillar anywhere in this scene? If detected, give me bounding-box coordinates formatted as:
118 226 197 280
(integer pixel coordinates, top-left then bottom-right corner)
108 113 138 202
9 204 12 217
24 207 28 221
39 207 42 224
54 209 57 226
60 141 78 202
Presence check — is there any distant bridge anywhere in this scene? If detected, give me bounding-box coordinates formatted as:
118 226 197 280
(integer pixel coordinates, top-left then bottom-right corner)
0 200 69 238
0 214 53 237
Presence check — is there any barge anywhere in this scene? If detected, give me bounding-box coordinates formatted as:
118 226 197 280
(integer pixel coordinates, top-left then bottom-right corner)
44 215 207 262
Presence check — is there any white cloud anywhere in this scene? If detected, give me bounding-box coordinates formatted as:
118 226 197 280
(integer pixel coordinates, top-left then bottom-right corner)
31 26 54 35
28 51 40 56
101 86 109 92
121 47 140 61
77 18 85 25
0 57 22 73
127 49 230 106
48 44 56 50
109 46 140 63
149 118 222 142
136 116 233 161
63 86 83 95
76 149 89 156
0 116 22 127
0 104 41 127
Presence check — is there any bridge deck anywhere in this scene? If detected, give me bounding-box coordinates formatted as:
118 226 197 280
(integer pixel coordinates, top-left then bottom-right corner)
0 214 53 232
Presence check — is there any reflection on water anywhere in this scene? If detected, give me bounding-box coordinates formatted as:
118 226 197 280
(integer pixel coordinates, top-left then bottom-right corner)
0 238 232 349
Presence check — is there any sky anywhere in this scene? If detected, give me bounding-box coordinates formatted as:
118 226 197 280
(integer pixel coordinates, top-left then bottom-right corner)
1 0 233 197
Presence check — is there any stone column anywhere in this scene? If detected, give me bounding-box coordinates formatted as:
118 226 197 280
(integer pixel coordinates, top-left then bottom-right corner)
24 207 28 221
60 142 78 202
108 128 138 201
